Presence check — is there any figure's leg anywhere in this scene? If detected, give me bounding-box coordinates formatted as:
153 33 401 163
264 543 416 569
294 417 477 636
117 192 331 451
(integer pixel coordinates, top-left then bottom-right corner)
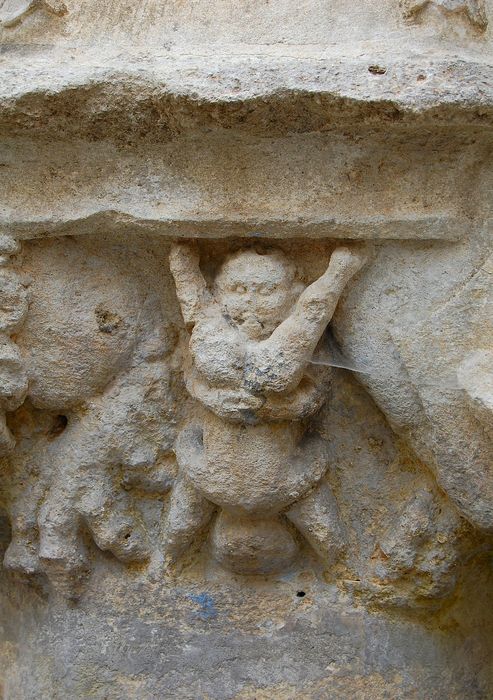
38 476 89 598
3 462 45 576
286 480 346 565
164 476 215 563
4 514 40 576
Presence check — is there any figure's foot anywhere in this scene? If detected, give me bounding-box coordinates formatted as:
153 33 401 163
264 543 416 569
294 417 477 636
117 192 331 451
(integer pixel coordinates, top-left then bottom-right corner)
4 537 40 576
286 480 346 566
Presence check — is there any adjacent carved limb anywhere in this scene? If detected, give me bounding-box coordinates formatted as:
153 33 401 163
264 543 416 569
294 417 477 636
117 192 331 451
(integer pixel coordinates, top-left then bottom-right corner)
286 480 346 566
4 360 175 596
37 451 152 597
164 475 215 563
244 247 367 394
169 242 211 328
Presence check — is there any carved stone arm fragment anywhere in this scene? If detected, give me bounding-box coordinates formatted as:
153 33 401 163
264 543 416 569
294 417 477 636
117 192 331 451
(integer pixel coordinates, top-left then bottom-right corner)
169 242 212 328
244 247 367 394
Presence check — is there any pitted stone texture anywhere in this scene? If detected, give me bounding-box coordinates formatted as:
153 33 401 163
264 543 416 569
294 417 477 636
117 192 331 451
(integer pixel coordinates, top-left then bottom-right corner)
0 0 492 696
402 0 488 29
168 243 365 574
0 558 492 699
1 235 183 596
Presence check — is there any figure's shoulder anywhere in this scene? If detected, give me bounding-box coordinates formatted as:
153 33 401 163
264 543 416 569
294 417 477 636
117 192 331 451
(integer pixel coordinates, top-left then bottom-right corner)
189 310 245 384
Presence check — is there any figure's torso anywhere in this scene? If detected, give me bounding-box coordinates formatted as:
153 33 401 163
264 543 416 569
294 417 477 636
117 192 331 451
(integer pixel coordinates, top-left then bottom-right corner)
178 410 328 514
186 308 328 423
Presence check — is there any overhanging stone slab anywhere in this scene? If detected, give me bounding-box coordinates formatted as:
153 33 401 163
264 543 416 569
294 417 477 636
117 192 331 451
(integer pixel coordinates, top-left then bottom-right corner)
3 211 470 241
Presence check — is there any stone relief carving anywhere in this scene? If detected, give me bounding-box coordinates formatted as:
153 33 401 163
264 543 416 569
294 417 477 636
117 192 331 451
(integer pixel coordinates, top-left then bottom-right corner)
0 0 491 691
401 0 488 29
0 0 66 27
0 234 490 610
0 236 180 597
0 234 28 456
167 242 366 575
332 244 493 533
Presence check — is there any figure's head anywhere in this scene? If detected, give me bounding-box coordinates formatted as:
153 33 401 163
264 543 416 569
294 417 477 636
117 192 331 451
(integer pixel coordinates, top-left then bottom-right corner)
214 247 300 340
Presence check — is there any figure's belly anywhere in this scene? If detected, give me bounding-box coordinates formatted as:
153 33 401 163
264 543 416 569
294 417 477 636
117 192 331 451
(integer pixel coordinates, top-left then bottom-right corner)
176 412 328 515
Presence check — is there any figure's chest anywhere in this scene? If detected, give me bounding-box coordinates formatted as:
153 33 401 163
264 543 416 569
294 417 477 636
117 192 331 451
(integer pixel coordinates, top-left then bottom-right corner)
189 315 245 386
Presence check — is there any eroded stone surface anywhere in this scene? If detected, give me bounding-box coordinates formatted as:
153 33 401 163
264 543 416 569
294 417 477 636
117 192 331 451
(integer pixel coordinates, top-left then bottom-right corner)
168 243 365 574
0 0 492 698
402 0 488 30
0 0 66 28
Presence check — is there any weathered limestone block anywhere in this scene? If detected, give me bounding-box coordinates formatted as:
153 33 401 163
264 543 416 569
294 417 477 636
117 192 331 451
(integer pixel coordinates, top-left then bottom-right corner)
0 0 492 698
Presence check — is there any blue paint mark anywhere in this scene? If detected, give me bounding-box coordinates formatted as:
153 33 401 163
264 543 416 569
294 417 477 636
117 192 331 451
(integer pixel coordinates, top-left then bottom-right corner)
277 571 297 583
189 592 218 621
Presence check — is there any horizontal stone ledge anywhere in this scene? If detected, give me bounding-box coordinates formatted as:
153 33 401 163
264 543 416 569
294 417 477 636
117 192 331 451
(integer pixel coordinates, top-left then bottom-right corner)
1 51 492 140
3 210 469 241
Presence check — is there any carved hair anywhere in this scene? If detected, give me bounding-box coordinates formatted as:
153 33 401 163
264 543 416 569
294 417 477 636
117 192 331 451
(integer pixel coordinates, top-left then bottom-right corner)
215 246 296 287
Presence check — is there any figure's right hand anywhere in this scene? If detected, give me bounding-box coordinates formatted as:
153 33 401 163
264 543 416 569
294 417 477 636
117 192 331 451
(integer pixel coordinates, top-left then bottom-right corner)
169 240 200 273
187 372 264 423
328 245 368 278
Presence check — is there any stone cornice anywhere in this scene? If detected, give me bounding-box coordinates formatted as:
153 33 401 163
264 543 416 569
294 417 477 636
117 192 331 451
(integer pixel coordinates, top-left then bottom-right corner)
0 51 492 140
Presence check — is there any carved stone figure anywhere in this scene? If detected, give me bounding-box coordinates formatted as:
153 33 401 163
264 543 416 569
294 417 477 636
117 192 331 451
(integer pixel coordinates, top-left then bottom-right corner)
0 236 179 597
168 242 366 574
1 0 492 695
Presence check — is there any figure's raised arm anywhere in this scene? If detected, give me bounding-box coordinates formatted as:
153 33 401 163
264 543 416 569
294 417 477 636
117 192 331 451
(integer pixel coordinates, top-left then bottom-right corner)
245 247 367 393
169 241 211 327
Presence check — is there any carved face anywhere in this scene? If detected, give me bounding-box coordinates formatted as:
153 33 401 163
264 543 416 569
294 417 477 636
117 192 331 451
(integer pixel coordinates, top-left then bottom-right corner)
214 248 298 340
